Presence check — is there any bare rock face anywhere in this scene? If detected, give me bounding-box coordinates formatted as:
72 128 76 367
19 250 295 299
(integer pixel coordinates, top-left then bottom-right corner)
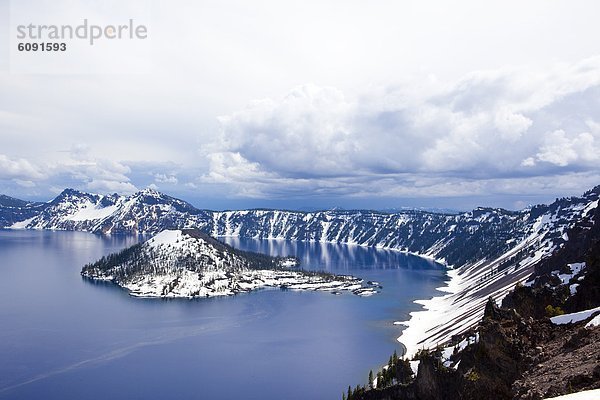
512 325 600 399
355 294 600 400
414 354 458 400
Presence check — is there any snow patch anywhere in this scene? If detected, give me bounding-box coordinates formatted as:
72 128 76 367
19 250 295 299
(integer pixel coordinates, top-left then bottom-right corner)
147 229 185 248
550 306 600 325
409 360 420 375
585 314 600 329
9 217 35 229
545 388 600 399
66 204 118 221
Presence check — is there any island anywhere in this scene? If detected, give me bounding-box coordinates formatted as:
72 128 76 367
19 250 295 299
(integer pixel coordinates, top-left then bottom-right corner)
81 228 378 298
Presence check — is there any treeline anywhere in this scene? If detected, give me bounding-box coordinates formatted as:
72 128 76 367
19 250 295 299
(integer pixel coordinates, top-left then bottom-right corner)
81 229 302 282
343 350 414 400
181 229 299 270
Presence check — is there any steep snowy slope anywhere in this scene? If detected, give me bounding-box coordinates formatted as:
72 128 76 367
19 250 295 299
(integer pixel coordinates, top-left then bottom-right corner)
398 188 600 356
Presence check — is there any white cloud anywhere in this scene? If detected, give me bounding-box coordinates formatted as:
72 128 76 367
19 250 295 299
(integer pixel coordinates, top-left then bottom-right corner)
86 179 138 194
215 85 356 177
0 154 45 180
0 149 141 196
204 56 600 199
521 157 536 167
494 108 532 141
535 130 598 167
153 173 178 184
13 179 36 188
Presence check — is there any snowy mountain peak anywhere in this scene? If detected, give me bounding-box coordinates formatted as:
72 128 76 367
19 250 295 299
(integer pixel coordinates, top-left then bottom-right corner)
140 187 161 196
144 229 230 256
52 188 98 203
147 229 185 248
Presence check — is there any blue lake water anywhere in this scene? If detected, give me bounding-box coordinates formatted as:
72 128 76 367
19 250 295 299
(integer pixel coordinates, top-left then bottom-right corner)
0 230 446 400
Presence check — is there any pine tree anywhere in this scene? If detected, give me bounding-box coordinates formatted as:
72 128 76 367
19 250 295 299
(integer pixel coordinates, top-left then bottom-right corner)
347 385 352 400
368 369 374 388
393 349 398 365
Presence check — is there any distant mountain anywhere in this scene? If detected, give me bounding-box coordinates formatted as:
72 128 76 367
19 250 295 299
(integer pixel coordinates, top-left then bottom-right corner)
4 187 599 268
380 206 463 215
3 185 600 347
0 194 45 228
81 228 377 298
6 188 212 234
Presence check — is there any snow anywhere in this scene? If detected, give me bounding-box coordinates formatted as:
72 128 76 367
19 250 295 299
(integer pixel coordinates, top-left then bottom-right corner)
570 284 579 295
66 204 118 221
120 267 372 299
409 360 420 375
585 314 600 328
84 229 377 299
545 389 600 399
557 262 586 284
147 229 185 248
396 268 463 357
550 306 600 325
279 258 298 268
440 333 478 368
394 194 600 358
9 217 35 229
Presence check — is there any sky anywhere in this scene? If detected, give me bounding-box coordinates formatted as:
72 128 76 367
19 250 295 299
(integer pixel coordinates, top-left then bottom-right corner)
1 0 600 211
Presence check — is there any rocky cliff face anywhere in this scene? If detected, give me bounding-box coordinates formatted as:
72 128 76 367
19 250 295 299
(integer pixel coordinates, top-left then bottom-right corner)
349 196 600 400
350 296 600 400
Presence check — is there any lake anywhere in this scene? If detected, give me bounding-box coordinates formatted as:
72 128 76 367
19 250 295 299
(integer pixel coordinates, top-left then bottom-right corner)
0 230 445 400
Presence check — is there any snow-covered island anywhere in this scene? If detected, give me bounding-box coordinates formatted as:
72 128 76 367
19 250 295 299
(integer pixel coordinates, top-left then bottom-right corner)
81 229 378 298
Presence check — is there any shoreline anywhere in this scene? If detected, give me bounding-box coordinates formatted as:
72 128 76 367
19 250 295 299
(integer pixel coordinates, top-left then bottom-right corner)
396 267 463 358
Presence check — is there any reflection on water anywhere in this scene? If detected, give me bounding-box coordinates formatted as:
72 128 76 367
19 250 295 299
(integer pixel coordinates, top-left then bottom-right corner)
222 237 440 272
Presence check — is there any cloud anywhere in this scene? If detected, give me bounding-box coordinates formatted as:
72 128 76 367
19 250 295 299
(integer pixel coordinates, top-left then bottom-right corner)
153 173 178 184
86 179 138 194
203 57 600 199
0 154 45 180
215 85 356 177
493 108 532 142
0 149 140 196
533 130 598 167
14 179 36 188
